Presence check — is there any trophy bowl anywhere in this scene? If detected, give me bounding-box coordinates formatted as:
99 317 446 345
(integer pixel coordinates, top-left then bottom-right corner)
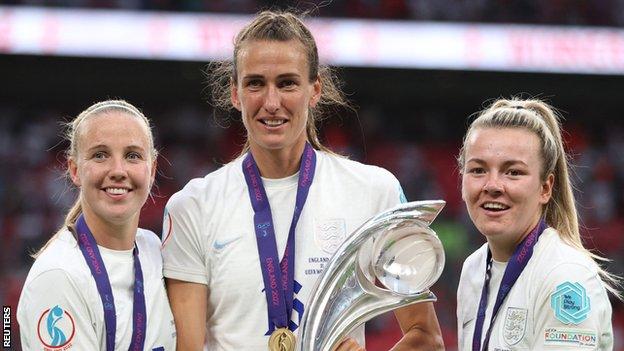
297 200 446 351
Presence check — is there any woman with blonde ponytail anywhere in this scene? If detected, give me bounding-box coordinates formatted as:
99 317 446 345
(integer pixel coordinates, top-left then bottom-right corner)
456 97 617 350
17 100 176 350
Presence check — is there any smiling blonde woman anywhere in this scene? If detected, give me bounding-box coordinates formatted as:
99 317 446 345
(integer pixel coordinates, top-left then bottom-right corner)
456 98 618 350
17 100 176 351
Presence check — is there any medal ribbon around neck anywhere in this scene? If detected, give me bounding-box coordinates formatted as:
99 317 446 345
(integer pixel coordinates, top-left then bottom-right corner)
242 142 316 331
76 214 147 351
472 219 547 351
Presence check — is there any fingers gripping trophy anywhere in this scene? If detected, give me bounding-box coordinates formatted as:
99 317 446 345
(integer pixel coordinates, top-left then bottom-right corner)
297 200 446 351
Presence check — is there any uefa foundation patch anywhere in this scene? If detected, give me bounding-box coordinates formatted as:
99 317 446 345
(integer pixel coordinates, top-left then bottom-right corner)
550 281 590 324
544 328 597 348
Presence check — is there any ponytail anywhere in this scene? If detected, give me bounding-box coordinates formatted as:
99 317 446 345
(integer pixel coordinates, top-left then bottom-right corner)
459 97 621 299
31 199 82 258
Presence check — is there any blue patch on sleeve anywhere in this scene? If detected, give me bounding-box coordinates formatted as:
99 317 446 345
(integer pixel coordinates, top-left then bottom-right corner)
398 185 407 203
550 281 591 325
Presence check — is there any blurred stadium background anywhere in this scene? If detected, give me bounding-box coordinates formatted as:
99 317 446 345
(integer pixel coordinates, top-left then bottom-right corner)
1 1 624 350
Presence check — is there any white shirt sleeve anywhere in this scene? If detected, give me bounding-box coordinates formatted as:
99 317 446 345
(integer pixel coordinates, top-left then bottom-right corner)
457 262 467 349
373 167 406 210
18 269 99 351
532 262 613 350
161 188 210 285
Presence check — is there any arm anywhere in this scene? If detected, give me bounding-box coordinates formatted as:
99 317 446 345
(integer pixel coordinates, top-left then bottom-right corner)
161 187 212 350
370 174 444 350
532 262 613 350
391 303 444 351
166 279 208 351
17 269 99 351
332 303 444 351
384 176 444 349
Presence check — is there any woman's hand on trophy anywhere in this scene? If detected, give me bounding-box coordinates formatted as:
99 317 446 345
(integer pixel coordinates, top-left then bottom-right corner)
391 304 445 350
333 337 366 351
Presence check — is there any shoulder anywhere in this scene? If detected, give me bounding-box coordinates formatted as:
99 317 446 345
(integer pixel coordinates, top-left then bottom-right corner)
457 243 488 318
460 243 488 281
458 243 488 300
316 151 404 208
317 151 399 187
166 159 243 213
18 265 94 346
529 228 609 307
136 227 161 248
527 229 613 344
462 243 487 270
136 228 165 273
533 228 600 278
26 230 90 282
20 231 92 309
22 268 81 295
136 228 163 258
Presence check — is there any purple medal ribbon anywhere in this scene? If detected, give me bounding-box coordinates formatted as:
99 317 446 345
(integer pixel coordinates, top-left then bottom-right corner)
242 143 316 332
76 215 147 351
472 219 547 351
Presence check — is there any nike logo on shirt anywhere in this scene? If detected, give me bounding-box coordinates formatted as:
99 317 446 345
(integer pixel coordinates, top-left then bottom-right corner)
213 236 242 250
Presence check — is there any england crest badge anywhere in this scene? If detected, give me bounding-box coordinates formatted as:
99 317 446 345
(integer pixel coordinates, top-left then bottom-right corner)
503 307 528 346
314 218 346 254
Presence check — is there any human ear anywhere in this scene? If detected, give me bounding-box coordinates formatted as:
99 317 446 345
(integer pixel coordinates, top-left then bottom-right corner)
150 158 157 187
309 76 321 108
231 80 242 111
461 180 467 202
540 173 554 204
68 157 81 187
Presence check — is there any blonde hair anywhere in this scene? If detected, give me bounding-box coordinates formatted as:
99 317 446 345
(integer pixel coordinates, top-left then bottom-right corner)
207 10 350 155
458 97 621 298
32 100 157 258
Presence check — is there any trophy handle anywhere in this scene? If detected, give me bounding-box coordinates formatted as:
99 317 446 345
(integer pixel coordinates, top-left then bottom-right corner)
297 200 446 351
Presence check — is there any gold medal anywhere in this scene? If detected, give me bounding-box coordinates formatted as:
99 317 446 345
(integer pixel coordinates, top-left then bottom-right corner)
268 328 296 351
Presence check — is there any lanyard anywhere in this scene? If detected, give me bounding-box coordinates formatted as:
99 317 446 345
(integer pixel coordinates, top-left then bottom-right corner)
242 143 316 331
472 219 547 351
76 215 147 351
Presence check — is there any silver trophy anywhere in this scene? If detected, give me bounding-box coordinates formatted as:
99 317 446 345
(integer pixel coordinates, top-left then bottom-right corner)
297 200 446 351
